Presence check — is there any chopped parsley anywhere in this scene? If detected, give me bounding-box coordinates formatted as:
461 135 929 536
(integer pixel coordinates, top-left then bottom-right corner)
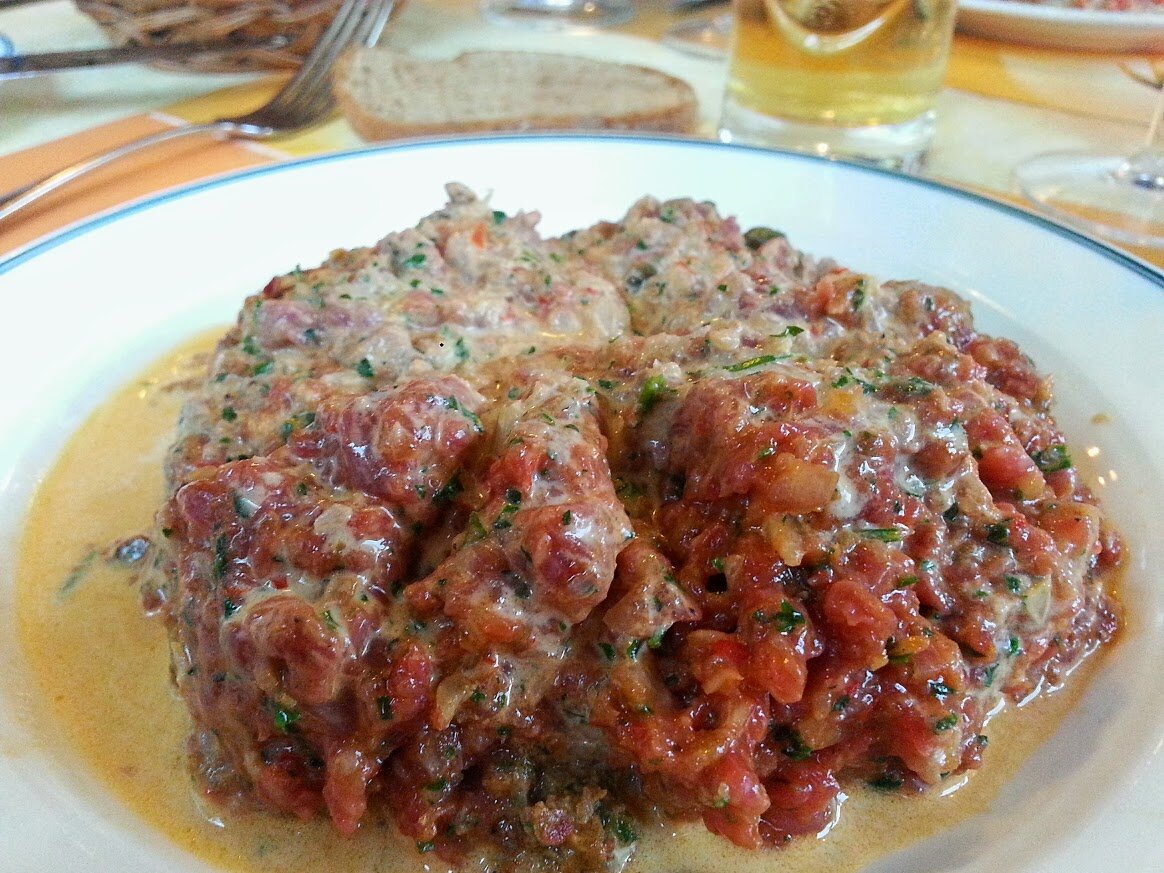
725 354 778 372
273 705 300 734
1033 444 1072 473
753 601 806 633
934 714 958 733
638 374 678 414
355 357 374 378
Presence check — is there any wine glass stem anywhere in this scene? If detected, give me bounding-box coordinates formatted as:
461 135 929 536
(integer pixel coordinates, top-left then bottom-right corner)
1124 85 1164 191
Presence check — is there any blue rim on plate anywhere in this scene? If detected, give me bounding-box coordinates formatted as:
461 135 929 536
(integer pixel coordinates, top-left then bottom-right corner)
3 133 1163 289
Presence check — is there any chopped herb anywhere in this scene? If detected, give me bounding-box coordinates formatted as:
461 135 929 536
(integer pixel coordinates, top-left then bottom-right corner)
295 482 309 497
356 358 374 378
425 778 448 792
627 639 643 660
403 253 427 268
774 325 805 338
58 550 97 597
1034 444 1072 473
895 575 919 588
1008 636 1022 656
212 535 229 579
464 513 488 544
986 520 1011 546
241 335 260 355
717 283 728 293
851 279 867 310
454 337 469 362
416 841 435 854
540 412 556 425
934 714 958 732
434 474 464 503
832 695 850 712
507 386 522 400
597 379 616 390
252 360 273 377
611 817 637 846
892 376 934 396
861 527 903 543
754 601 806 633
868 774 903 791
221 406 237 421
648 630 665 649
598 642 616 661
273 705 300 734
725 354 778 373
492 209 507 224
772 726 813 761
756 446 776 460
710 556 726 571
469 689 487 704
929 679 953 699
638 375 678 414
744 226 784 249
232 492 254 519
1005 575 1023 594
562 510 573 525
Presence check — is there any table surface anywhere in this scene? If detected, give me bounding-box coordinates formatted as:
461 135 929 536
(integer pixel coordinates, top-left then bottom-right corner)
1 0 1161 261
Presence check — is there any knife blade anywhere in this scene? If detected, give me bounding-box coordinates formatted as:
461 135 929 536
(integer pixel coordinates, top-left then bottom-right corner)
0 36 289 79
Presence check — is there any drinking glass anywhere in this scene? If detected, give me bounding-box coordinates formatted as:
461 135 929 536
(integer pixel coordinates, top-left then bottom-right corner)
660 12 730 58
1014 74 1164 249
480 0 635 29
718 0 957 171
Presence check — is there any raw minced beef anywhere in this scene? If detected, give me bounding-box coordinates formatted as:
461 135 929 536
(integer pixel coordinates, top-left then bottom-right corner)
143 185 1120 871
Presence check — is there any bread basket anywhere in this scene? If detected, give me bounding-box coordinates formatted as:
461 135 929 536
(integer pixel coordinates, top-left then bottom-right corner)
74 0 346 71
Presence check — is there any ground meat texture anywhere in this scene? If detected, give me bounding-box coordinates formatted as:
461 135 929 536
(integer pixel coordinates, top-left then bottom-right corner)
145 185 1120 872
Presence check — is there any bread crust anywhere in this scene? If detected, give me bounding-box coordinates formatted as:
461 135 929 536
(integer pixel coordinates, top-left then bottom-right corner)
333 49 699 141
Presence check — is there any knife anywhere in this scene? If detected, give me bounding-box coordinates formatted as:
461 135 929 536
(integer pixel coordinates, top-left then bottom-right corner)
0 36 290 79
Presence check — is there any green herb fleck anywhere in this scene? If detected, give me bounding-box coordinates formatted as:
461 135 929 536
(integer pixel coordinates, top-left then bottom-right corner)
273 705 300 734
725 354 778 373
934 714 958 732
1034 444 1072 473
861 527 903 543
638 374 677 414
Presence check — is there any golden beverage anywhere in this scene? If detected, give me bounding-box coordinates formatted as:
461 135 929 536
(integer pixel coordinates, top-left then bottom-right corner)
725 0 956 129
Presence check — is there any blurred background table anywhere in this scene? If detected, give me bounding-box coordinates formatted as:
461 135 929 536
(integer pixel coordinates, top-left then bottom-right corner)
1 0 1160 260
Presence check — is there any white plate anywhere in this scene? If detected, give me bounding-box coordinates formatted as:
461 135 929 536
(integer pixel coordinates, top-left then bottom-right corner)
0 136 1162 873
957 0 1164 52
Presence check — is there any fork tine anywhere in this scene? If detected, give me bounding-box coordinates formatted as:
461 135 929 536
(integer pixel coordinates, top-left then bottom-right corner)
292 0 369 88
264 0 367 113
269 0 393 121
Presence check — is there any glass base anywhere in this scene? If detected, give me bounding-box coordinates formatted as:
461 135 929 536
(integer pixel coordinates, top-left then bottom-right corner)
718 100 934 173
1014 150 1164 250
660 13 731 60
479 0 634 29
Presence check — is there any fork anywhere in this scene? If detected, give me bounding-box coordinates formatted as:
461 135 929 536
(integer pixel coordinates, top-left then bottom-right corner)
0 0 395 224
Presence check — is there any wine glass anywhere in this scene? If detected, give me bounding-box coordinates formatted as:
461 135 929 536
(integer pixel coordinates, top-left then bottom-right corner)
480 0 635 29
1014 62 1164 250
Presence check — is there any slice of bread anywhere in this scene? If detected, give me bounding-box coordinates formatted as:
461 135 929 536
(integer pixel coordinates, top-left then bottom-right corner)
333 48 698 141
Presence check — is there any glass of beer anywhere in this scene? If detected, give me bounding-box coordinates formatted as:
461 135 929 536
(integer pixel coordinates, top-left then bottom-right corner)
718 0 957 171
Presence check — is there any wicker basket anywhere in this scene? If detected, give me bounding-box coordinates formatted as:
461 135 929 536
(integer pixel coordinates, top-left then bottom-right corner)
75 0 346 71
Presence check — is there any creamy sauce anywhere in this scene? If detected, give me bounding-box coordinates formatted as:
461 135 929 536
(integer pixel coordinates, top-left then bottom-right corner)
15 335 1107 873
